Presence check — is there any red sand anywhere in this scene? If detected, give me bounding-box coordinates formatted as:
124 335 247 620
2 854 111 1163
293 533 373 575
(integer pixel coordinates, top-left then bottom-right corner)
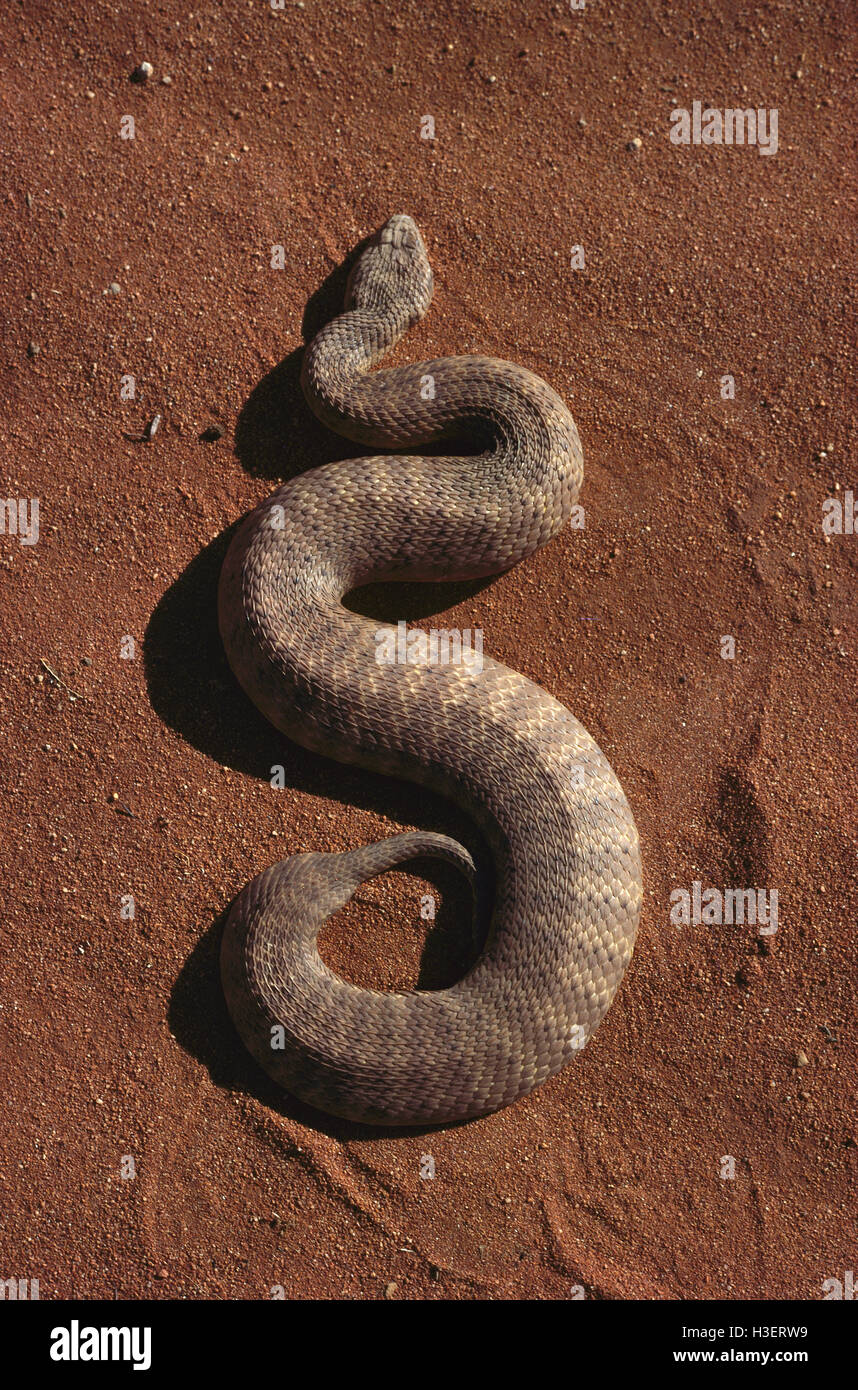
1 0 855 1299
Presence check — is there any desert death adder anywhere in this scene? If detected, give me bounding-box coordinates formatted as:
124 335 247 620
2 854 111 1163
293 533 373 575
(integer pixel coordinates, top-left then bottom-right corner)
218 215 642 1125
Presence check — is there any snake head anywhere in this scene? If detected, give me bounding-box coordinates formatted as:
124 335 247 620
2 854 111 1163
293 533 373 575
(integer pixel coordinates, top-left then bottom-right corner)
345 214 434 324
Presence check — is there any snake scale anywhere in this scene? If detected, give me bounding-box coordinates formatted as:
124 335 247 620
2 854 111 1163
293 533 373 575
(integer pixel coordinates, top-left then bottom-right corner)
218 215 642 1125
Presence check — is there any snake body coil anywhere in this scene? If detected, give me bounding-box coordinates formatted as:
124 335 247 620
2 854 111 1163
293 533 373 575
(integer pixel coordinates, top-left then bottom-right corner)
218 215 642 1125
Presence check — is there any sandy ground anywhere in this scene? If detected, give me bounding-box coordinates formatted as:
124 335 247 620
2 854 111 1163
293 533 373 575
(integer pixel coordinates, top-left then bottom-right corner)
1 0 855 1300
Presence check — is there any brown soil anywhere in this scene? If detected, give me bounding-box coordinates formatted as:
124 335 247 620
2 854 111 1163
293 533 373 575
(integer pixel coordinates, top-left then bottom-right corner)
1 0 855 1300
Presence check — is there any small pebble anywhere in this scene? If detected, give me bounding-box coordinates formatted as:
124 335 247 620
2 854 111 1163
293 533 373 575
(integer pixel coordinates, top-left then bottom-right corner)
384 1281 397 1299
627 136 643 151
795 1050 809 1067
27 341 40 358
144 414 161 440
130 62 154 83
107 282 121 296
81 657 92 666
161 75 172 86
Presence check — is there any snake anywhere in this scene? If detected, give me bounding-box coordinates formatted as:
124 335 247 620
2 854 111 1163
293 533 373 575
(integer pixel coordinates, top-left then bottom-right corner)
217 215 642 1126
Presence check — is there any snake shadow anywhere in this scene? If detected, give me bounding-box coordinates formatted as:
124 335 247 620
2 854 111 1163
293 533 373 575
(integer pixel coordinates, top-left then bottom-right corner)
149 239 503 1138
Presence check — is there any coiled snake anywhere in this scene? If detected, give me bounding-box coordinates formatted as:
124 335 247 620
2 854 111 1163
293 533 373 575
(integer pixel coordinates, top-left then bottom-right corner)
218 215 642 1125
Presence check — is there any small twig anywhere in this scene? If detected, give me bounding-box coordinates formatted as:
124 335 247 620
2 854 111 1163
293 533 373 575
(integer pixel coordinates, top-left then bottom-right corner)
40 659 86 700
123 414 161 443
